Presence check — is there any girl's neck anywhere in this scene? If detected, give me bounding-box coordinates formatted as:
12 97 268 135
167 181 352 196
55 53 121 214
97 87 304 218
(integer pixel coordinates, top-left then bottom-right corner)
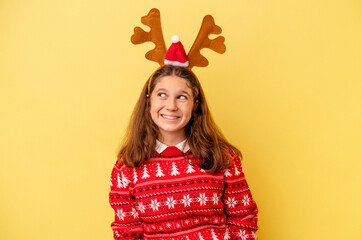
158 131 186 146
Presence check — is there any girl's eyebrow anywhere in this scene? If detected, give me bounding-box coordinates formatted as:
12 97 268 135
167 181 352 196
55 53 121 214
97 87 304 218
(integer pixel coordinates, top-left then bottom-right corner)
155 88 191 96
155 88 167 93
180 90 191 96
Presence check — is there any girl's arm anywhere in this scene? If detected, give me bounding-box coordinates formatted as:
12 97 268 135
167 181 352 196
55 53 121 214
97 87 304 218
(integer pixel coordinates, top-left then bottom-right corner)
222 152 259 239
109 161 143 239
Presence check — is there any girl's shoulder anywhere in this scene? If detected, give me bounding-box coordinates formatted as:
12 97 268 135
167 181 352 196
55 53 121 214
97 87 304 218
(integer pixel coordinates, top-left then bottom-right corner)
114 155 143 171
226 148 241 163
114 155 132 170
112 156 136 180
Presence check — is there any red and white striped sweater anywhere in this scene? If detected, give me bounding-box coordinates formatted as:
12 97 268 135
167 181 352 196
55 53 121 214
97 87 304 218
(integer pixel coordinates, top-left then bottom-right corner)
109 144 258 239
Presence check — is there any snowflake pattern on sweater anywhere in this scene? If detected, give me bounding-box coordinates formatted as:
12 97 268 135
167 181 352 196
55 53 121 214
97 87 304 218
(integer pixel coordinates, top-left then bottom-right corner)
109 147 258 239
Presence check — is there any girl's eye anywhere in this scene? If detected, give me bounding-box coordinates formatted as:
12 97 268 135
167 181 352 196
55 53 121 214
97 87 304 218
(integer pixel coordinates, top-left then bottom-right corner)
178 95 187 100
158 93 166 97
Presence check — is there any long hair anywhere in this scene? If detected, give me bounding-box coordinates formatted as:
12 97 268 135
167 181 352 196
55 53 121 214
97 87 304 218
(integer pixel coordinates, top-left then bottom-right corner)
118 65 241 173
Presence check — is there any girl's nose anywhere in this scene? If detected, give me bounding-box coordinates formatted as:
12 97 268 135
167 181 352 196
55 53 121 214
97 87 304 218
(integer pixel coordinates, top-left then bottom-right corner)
166 98 178 111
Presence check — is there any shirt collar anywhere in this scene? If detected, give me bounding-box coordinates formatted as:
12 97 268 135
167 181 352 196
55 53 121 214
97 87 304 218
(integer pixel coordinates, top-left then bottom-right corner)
155 139 190 154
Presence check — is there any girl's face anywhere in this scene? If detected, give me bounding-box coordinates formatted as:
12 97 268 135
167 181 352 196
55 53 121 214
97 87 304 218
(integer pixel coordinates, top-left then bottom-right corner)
149 75 194 145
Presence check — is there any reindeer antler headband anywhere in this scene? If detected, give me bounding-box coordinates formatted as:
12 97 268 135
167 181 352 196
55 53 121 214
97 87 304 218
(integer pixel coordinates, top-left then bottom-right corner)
131 8 226 94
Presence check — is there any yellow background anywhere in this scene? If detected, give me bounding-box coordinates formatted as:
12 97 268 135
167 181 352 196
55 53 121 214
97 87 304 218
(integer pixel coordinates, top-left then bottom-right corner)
1 0 361 239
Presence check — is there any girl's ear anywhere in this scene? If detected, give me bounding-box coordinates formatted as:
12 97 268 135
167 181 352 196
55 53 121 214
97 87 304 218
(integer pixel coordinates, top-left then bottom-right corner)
194 100 199 110
146 94 151 113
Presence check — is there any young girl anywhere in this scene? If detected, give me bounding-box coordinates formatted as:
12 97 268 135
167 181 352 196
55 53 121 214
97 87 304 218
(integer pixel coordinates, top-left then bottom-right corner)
109 65 259 239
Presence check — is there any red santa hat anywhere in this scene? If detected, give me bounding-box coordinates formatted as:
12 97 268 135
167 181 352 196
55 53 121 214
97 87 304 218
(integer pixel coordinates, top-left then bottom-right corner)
164 35 189 67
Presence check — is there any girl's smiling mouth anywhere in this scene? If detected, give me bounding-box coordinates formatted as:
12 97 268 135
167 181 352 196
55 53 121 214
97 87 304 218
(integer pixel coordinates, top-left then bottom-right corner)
161 114 180 120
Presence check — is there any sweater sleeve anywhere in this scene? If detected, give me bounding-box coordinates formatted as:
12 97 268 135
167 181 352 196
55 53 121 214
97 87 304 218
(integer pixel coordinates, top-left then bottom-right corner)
109 161 143 239
222 152 258 239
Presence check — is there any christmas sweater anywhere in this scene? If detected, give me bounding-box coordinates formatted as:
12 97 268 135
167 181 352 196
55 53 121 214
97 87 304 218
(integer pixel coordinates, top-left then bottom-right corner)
109 143 258 240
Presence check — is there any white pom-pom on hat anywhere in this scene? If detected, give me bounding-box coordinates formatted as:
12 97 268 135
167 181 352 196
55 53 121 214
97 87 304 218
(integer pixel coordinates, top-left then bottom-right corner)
171 35 180 43
164 35 189 67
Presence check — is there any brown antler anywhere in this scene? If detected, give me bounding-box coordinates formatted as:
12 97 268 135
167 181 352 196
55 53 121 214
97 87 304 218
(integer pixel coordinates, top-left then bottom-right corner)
131 8 167 66
187 15 226 69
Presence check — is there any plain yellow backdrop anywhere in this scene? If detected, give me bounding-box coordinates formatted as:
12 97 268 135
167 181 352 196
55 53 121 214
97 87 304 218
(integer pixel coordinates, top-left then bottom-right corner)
1 0 361 239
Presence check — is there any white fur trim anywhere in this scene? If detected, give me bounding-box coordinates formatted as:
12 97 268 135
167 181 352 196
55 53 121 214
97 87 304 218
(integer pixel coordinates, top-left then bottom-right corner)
164 60 189 67
171 35 180 43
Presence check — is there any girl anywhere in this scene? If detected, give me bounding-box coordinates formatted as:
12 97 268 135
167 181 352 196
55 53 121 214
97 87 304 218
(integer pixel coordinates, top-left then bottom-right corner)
109 65 259 239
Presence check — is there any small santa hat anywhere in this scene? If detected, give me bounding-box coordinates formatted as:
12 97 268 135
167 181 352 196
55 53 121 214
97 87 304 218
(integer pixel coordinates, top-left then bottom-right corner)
164 35 189 67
